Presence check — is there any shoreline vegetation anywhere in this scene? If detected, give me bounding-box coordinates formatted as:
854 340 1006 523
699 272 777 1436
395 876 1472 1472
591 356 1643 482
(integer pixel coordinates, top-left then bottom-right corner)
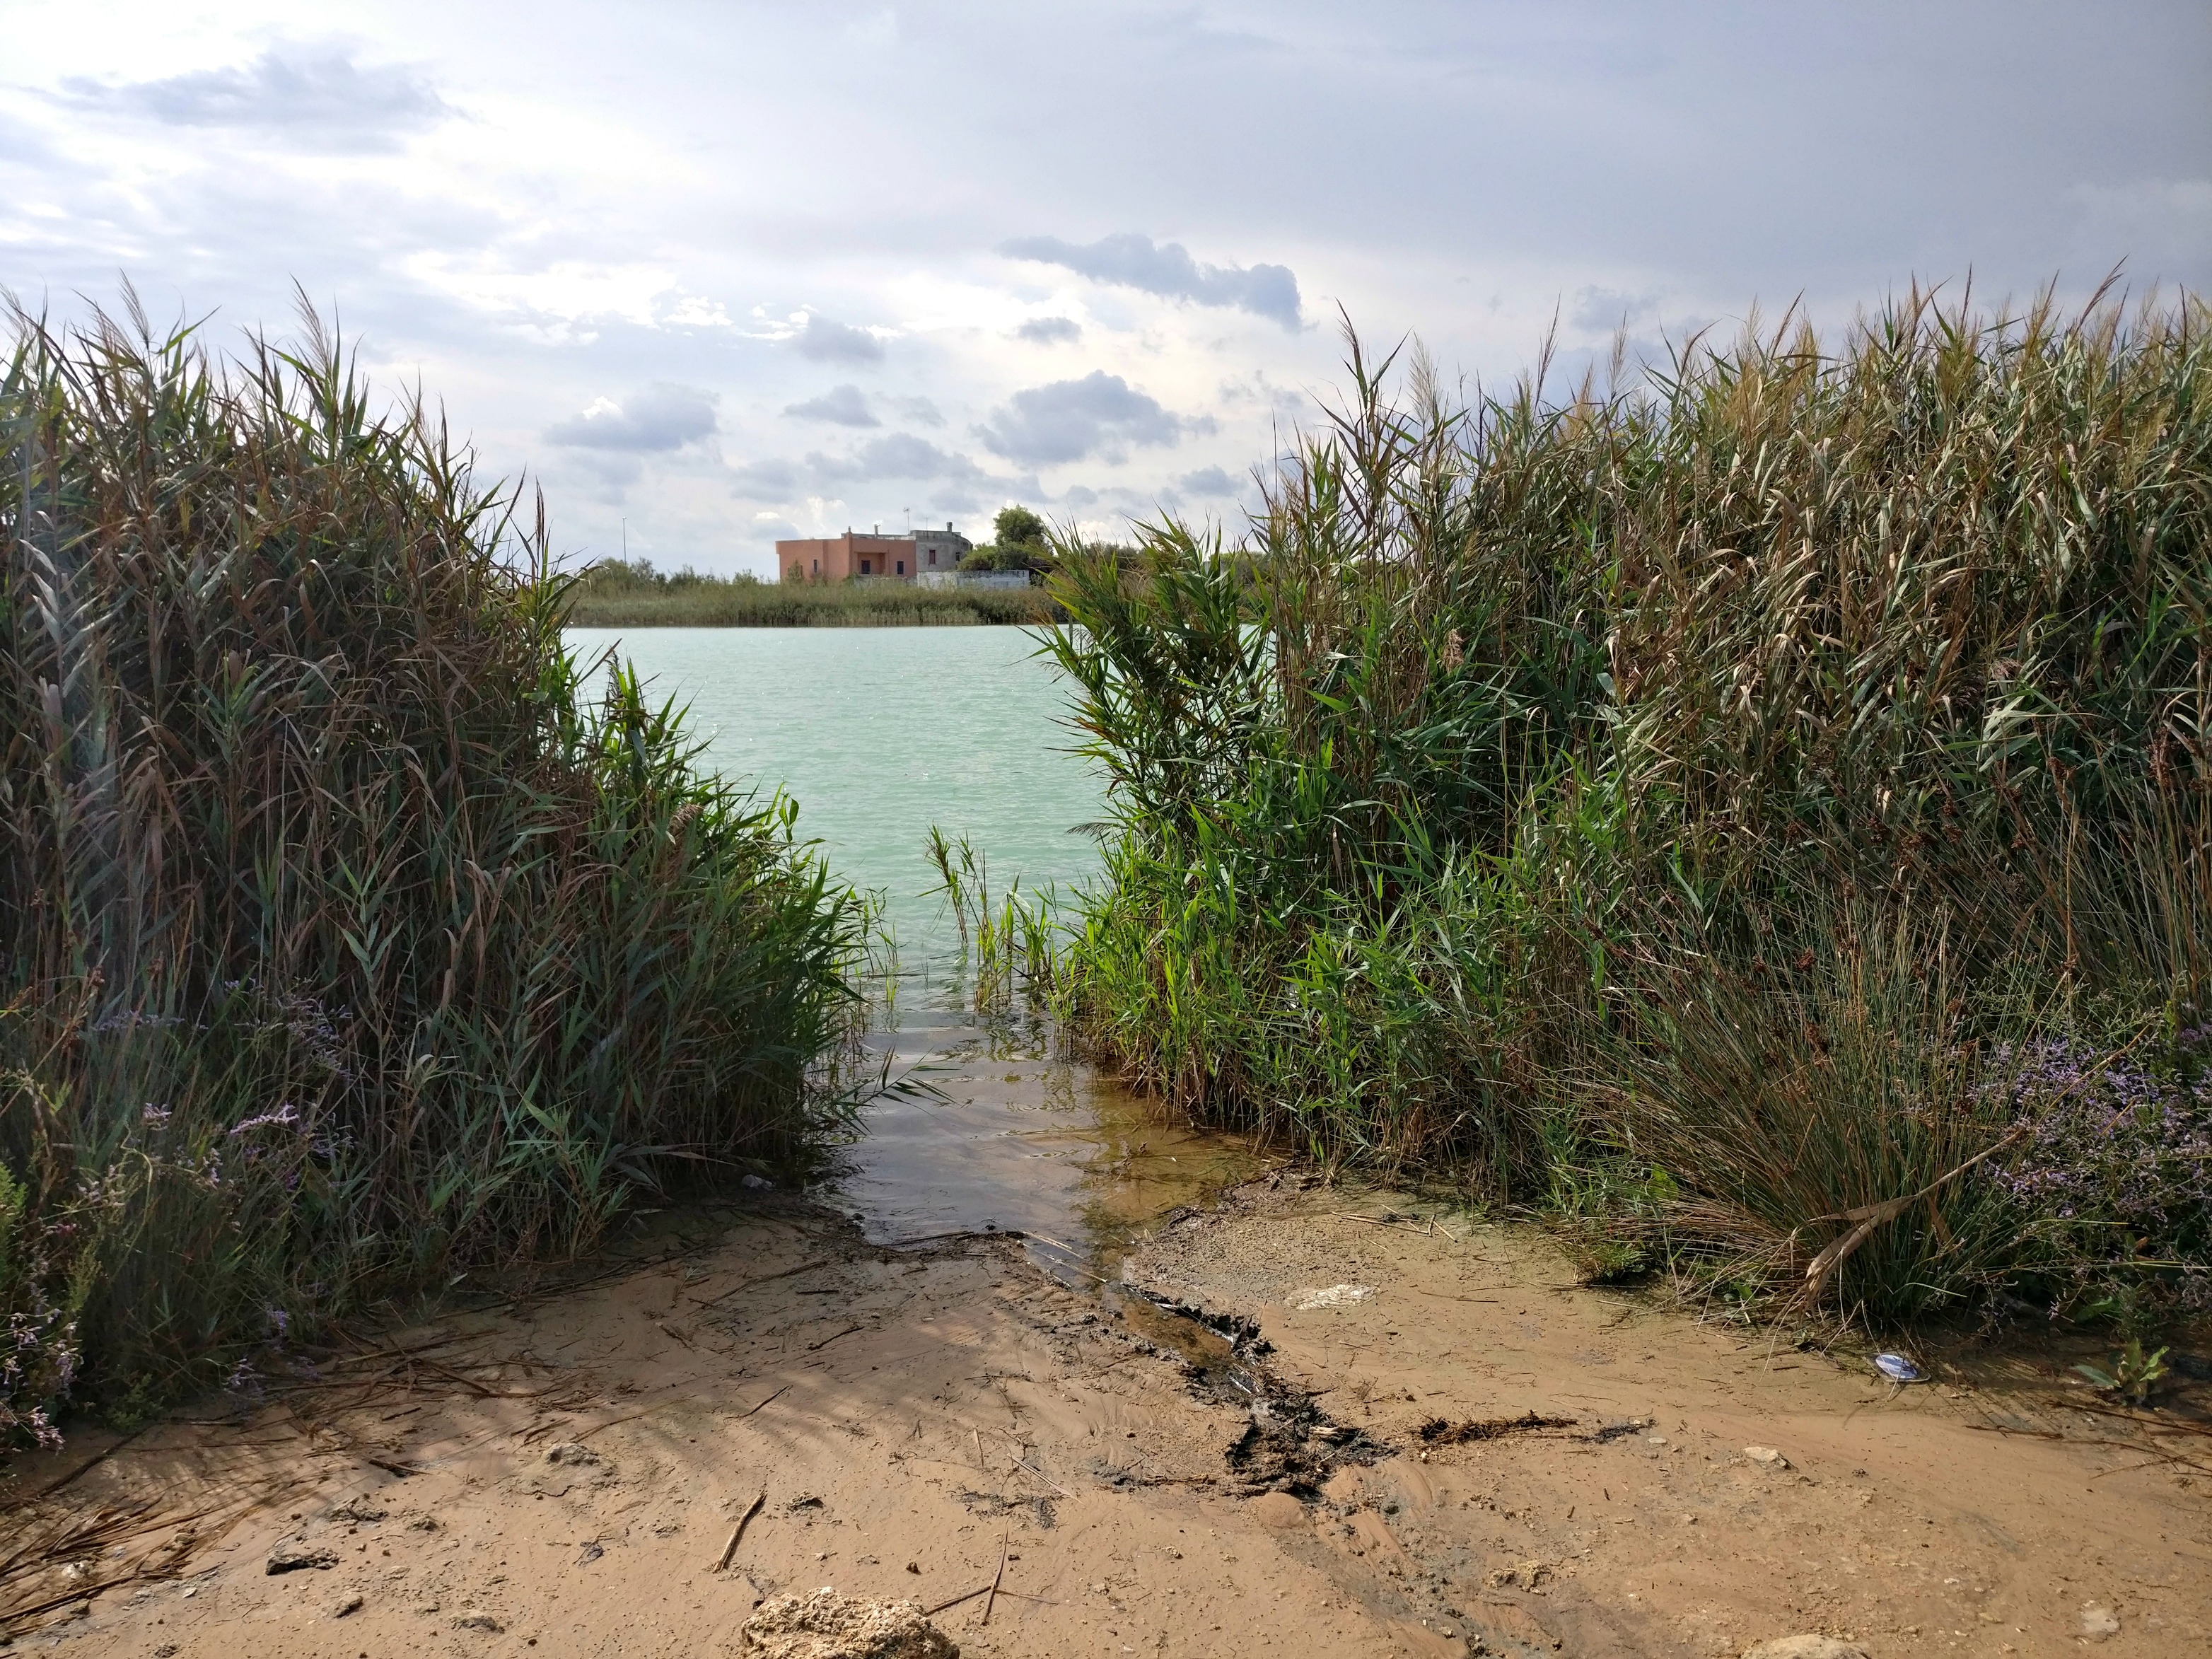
1 302 865 1448
564 562 1061 628
562 504 1096 628
1024 290 2211 1343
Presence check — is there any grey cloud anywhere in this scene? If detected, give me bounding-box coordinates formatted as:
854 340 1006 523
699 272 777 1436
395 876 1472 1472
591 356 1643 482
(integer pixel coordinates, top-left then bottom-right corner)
1015 315 1082 344
885 394 945 427
1177 465 1238 496
61 47 450 153
805 433 990 487
545 383 718 451
563 451 642 504
1571 286 1658 332
794 313 886 363
1059 484 1100 508
974 371 1186 466
729 458 804 501
784 383 879 426
1000 233 1302 330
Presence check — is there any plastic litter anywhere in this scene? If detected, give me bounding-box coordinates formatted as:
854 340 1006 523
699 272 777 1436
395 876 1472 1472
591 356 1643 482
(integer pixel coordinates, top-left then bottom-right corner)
1873 1352 1926 1382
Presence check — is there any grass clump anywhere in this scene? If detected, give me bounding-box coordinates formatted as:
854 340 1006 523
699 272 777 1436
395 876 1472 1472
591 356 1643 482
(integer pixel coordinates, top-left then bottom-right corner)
1044 284 2212 1333
566 559 1058 627
0 298 861 1446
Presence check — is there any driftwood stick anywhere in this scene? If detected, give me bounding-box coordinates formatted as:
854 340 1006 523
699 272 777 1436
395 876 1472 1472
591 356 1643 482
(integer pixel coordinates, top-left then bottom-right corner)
735 1384 788 1420
923 1583 992 1616
715 1489 766 1571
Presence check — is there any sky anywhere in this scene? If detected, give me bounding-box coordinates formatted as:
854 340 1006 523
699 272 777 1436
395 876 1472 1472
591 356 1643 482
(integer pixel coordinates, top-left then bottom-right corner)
4 3 2208 578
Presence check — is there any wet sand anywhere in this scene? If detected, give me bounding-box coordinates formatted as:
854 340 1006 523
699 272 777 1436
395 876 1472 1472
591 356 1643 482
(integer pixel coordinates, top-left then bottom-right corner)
4 1178 2204 1658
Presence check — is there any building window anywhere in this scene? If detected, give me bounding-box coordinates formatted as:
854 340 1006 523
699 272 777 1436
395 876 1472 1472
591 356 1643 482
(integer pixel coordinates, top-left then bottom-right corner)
896 559 905 576
811 559 819 575
861 559 871 575
928 549 937 565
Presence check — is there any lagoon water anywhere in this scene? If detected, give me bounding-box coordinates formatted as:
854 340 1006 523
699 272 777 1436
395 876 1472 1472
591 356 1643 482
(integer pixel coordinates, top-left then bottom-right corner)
564 625 1259 1275
564 626 1103 966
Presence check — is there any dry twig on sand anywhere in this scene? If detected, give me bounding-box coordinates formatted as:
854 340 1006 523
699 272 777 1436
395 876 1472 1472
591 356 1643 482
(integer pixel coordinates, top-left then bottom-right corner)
716 1490 767 1571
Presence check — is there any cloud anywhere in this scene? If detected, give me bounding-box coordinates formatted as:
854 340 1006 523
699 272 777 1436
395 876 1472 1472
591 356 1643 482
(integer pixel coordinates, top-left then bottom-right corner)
885 394 944 427
60 46 450 153
1015 315 1082 344
728 458 804 501
805 433 991 487
1000 233 1302 330
563 451 643 503
784 383 879 426
974 371 1187 466
1570 286 1657 331
794 313 886 363
1177 465 1238 496
545 383 718 451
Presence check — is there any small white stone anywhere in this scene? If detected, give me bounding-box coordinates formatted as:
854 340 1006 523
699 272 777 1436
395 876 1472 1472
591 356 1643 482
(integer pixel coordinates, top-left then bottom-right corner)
2080 1604 2121 1641
1744 1444 1790 1468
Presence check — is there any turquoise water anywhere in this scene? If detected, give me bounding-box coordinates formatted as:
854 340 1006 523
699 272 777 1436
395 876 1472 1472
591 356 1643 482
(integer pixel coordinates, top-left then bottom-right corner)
564 627 1105 965
564 624 1258 1270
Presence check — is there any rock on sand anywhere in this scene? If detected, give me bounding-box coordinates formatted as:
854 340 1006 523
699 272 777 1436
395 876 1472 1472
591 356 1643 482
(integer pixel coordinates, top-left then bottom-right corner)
740 1590 958 1659
1742 1639 1869 1659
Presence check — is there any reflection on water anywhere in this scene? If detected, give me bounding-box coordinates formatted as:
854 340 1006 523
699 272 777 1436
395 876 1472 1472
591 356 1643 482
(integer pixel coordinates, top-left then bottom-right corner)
832 995 1264 1285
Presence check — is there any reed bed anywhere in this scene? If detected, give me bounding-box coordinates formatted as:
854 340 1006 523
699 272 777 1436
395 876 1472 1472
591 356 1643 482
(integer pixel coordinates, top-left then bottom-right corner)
567 561 1057 627
0 299 862 1447
1044 286 2212 1332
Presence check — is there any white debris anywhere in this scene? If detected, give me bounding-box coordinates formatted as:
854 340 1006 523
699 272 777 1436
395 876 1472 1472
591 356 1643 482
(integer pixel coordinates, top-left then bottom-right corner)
1291 1283 1375 1310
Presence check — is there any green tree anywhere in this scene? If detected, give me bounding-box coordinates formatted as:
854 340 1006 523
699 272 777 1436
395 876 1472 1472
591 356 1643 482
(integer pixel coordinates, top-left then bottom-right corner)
994 505 1047 549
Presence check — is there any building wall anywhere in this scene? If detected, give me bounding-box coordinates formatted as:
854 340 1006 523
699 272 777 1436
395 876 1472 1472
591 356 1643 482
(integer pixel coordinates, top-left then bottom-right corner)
913 525 971 574
775 528 968 582
774 533 919 582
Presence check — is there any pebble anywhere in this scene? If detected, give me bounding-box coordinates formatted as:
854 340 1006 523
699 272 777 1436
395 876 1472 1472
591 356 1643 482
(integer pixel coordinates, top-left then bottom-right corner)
2080 1603 2121 1641
1744 1444 1791 1468
1741 1638 1870 1659
266 1541 340 1575
332 1590 365 1619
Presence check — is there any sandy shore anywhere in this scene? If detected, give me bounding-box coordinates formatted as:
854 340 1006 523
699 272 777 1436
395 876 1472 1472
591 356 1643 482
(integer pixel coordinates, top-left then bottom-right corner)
3 1177 2204 1658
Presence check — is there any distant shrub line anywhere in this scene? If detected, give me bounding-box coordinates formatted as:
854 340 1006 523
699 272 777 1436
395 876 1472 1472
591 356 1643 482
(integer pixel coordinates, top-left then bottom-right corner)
566 561 1059 627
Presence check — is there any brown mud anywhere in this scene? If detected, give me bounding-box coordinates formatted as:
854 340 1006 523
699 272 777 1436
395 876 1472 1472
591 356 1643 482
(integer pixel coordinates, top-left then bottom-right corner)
2 1179 2206 1658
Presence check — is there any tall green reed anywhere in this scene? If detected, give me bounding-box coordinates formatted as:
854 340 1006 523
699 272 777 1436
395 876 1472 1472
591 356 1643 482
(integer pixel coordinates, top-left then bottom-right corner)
1045 285 2212 1328
0 296 861 1443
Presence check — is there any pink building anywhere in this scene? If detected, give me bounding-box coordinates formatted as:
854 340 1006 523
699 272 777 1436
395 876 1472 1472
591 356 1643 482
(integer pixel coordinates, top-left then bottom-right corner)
776 524 970 583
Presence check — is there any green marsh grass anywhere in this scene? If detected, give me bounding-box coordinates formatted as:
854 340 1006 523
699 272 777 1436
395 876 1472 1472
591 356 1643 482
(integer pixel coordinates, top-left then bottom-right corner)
0 298 863 1445
1044 286 2212 1331
567 561 1058 627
